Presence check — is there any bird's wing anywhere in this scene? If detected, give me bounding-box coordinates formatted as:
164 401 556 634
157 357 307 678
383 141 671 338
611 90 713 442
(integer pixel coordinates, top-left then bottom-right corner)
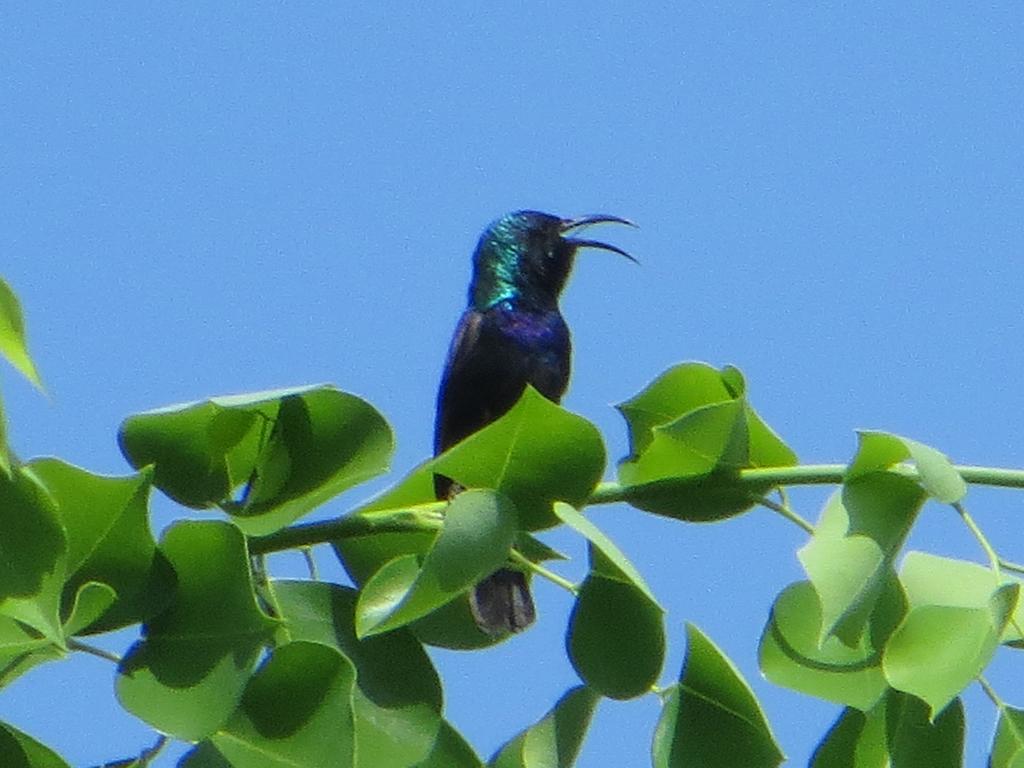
434 309 489 454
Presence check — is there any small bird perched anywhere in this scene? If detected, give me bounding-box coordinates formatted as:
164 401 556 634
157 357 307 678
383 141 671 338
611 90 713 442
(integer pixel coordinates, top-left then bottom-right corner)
434 210 636 636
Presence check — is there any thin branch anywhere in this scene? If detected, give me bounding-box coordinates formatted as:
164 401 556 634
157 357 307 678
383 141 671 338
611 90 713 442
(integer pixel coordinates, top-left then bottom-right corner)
954 501 1001 576
68 639 122 665
755 496 815 534
249 504 444 555
302 547 320 580
509 550 578 595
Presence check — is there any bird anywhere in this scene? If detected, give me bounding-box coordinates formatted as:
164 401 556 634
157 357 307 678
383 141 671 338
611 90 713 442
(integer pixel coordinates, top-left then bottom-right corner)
434 210 636 636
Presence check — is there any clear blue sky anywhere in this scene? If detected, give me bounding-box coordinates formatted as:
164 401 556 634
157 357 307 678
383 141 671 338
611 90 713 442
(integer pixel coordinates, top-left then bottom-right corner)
2 3 1022 766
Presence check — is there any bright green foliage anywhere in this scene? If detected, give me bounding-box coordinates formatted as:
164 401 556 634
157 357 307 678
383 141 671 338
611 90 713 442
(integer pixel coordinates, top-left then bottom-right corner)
490 686 600 768
810 706 888 768
118 385 393 534
883 553 1017 716
567 532 665 699
271 580 443 767
0 280 1020 768
116 521 277 740
0 468 66 644
759 581 890 711
653 623 784 767
615 362 796 521
848 431 966 503
26 459 170 633
990 706 1024 768
208 642 357 767
0 721 70 768
414 722 484 768
0 278 43 391
355 489 518 637
799 475 925 646
433 386 606 530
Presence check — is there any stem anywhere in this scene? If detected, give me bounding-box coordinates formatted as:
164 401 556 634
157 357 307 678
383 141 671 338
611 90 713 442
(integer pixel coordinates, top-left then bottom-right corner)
756 496 815 534
509 550 578 595
954 502 1001 576
302 547 320 580
978 676 1004 709
999 558 1024 576
587 463 1024 506
250 506 444 555
68 639 122 665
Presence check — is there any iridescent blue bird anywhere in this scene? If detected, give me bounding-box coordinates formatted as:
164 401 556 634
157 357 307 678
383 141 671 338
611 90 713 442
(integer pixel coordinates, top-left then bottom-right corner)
434 210 636 635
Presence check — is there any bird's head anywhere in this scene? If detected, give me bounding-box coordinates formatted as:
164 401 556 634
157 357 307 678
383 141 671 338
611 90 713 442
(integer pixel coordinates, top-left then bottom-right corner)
470 210 636 310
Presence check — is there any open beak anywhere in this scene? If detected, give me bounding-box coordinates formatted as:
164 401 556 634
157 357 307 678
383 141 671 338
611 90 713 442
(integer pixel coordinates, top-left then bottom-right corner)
560 214 639 264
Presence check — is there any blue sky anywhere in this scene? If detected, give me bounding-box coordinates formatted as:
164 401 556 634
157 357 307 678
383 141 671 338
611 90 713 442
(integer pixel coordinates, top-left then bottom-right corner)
2 3 1023 765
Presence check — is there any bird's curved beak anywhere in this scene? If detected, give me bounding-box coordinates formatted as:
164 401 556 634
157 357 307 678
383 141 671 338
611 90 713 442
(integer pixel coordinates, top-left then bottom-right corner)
560 214 639 264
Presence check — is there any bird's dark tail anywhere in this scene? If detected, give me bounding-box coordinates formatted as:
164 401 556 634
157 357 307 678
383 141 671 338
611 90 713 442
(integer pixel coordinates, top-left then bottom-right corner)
470 568 535 635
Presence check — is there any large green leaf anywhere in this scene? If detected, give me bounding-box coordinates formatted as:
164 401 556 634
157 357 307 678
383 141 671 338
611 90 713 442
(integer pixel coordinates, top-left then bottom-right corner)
0 278 43 391
0 468 66 643
847 431 966 504
990 706 1024 768
567 540 664 699
615 363 795 520
885 691 964 767
413 722 483 768
653 623 783 768
355 490 518 637
26 459 172 633
116 521 277 740
272 580 442 768
810 705 888 768
799 474 925 646
882 552 1017 716
758 581 891 711
0 616 62 689
0 721 70 768
204 642 357 768
489 686 600 768
119 385 393 534
432 387 606 530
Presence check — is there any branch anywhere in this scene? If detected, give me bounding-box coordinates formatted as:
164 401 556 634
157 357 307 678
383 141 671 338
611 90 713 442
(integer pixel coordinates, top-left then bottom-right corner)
249 503 444 555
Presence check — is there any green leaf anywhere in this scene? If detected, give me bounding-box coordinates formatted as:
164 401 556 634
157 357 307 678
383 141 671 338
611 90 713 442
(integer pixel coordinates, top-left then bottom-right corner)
118 386 393 533
885 691 964 767
990 706 1024 768
799 475 926 645
432 387 606 530
810 705 888 768
616 362 735 455
619 399 749 484
882 553 1017 716
567 566 664 699
272 580 442 768
0 721 70 768
490 686 600 768
653 623 784 768
848 431 966 504
116 521 277 740
0 468 66 643
178 742 233 768
413 722 483 768
758 582 889 711
0 278 44 390
615 363 795 519
0 616 62 689
26 459 172 633
61 582 117 637
552 502 655 601
206 642 357 768
355 490 517 637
